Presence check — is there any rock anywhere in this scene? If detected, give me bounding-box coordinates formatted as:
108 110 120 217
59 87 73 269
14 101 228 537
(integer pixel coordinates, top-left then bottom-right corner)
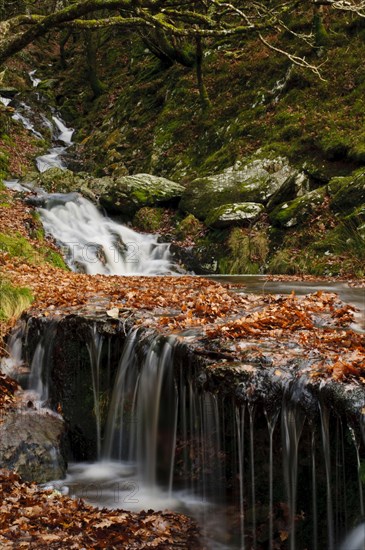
179 155 308 220
269 187 326 228
133 207 165 232
36 168 89 194
0 405 66 483
266 171 309 210
328 170 365 212
174 214 205 242
99 173 185 216
205 202 265 228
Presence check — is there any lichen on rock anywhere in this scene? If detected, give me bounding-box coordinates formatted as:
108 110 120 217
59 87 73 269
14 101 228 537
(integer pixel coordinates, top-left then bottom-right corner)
179 154 308 220
205 202 265 228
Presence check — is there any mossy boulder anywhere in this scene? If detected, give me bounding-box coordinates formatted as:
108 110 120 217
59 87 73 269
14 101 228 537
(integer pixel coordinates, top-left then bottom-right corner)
99 174 184 217
328 170 365 213
269 187 326 228
175 214 205 241
205 202 265 228
133 207 165 232
179 156 307 220
29 167 91 194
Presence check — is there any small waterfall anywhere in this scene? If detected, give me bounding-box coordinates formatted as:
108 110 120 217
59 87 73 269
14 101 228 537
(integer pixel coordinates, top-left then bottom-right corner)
12 103 43 139
35 114 73 172
29 70 41 88
52 115 74 145
102 332 178 489
4 79 176 275
282 382 306 550
3 316 365 549
38 194 173 275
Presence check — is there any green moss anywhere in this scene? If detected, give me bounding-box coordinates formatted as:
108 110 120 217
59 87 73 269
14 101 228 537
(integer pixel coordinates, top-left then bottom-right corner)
41 248 68 269
270 188 326 227
0 278 33 321
175 214 205 241
0 232 68 269
219 228 269 274
133 207 164 232
313 13 329 48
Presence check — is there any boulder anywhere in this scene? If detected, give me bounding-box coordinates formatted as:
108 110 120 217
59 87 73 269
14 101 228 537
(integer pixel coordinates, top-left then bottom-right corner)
33 168 90 194
99 173 185 216
328 170 365 212
179 155 308 220
205 202 265 228
269 187 326 228
0 404 66 483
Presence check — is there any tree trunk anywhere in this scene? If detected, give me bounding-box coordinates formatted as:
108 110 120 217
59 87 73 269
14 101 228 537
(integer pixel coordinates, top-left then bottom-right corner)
85 29 106 99
195 36 210 111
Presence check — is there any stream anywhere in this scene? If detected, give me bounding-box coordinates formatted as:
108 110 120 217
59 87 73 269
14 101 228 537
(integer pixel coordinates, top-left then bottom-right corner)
1 74 365 550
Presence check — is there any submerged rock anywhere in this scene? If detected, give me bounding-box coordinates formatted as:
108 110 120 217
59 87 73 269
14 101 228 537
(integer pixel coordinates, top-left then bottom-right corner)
205 202 265 228
179 154 307 220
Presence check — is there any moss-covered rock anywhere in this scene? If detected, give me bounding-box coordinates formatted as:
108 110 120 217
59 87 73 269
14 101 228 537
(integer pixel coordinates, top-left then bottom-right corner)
179 155 306 220
99 174 185 217
205 202 265 228
133 207 165 232
269 187 326 228
0 407 66 483
175 214 205 241
328 170 365 212
32 167 90 194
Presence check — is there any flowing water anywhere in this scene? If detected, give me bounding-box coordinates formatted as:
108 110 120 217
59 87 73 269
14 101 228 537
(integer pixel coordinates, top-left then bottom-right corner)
2 82 176 276
1 77 365 549
4 317 364 549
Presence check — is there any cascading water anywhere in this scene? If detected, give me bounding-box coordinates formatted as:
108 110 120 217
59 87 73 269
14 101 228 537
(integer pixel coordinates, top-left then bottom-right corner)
38 194 173 274
2 295 365 548
2 76 365 549
2 73 177 275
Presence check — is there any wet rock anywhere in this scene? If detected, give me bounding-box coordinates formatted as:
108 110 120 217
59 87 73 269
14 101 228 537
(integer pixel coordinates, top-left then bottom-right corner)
179 154 307 220
205 202 265 228
29 167 90 194
0 405 66 483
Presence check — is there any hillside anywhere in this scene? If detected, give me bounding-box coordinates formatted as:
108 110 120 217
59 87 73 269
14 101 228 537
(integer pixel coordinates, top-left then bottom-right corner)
0 5 365 276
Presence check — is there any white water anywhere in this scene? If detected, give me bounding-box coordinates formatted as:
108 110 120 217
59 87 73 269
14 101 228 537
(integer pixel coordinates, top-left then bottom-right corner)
39 194 173 274
36 115 73 172
36 147 67 172
4 87 175 275
29 70 41 88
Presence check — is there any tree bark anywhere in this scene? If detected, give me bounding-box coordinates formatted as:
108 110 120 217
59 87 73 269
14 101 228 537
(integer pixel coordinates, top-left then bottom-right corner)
85 29 106 98
195 36 210 112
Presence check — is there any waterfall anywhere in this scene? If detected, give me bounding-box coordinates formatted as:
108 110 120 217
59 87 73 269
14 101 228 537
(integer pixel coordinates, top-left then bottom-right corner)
3 79 176 275
2 315 365 549
38 194 173 275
